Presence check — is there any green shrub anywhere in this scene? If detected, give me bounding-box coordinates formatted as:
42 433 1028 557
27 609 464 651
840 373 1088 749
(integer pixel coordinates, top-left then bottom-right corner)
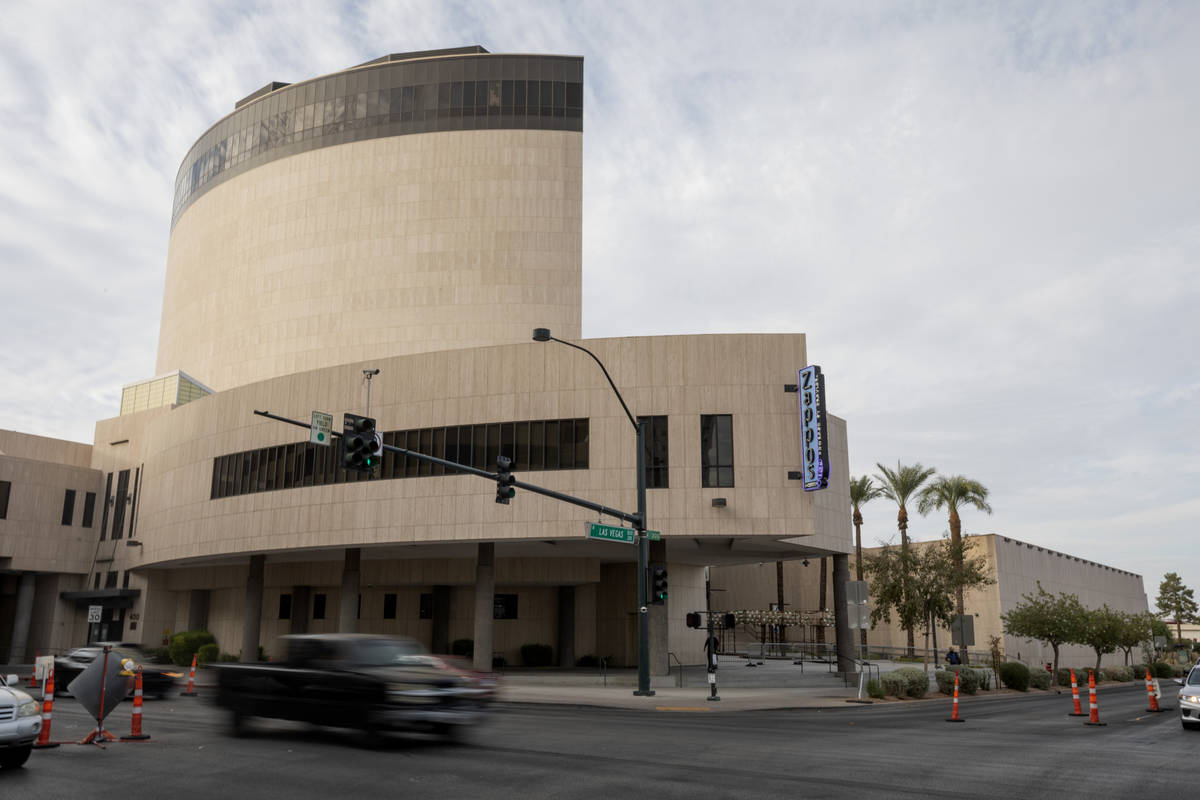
967 667 991 691
575 654 598 667
866 679 885 699
142 647 171 664
881 671 906 697
936 668 981 695
1175 664 1190 678
1130 663 1149 680
197 643 219 664
168 630 217 666
218 652 239 663
1152 661 1174 679
451 638 474 658
999 661 1031 691
520 643 554 667
1101 666 1132 682
881 667 929 698
1028 669 1052 690
1054 667 1075 687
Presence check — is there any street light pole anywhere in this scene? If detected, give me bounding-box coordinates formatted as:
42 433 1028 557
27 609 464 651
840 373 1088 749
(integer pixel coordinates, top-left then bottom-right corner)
533 328 653 697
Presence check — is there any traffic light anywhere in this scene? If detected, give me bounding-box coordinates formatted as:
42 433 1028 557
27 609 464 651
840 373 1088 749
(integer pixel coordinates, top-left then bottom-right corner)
495 455 516 504
651 566 668 604
686 612 702 629
342 414 381 473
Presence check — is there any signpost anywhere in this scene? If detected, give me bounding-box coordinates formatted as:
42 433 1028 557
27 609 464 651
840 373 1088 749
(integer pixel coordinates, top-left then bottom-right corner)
87 605 102 624
309 411 333 446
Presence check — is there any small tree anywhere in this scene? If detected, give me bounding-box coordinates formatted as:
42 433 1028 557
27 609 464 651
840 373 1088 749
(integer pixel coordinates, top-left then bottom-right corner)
1078 605 1126 675
864 535 992 670
1156 572 1198 642
1116 612 1154 666
1001 585 1085 674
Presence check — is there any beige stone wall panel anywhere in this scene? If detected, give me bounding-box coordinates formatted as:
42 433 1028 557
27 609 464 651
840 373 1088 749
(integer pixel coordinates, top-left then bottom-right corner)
158 131 583 392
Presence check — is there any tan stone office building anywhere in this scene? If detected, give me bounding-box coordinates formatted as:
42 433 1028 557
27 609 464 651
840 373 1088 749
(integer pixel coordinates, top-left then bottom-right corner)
1 47 853 672
711 534 1149 669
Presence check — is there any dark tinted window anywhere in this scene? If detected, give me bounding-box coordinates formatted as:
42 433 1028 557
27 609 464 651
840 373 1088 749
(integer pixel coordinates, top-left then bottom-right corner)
279 594 292 620
383 593 398 619
639 416 669 489
82 491 96 527
313 593 327 620
701 415 734 488
62 489 76 525
0 480 11 519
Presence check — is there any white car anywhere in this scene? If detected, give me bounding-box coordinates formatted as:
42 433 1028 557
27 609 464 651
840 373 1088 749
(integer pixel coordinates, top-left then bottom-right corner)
1177 663 1200 730
0 674 41 769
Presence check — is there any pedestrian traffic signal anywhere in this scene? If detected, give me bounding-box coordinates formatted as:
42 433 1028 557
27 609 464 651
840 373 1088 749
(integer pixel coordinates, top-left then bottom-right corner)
651 566 668 604
686 612 702 629
495 455 516 504
342 414 381 473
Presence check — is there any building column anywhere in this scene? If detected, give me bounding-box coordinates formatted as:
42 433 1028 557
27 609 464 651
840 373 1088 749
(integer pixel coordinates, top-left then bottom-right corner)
241 555 264 662
7 572 36 663
431 585 451 655
291 586 311 634
338 548 361 633
832 553 855 676
472 543 495 672
557 586 576 667
187 589 210 632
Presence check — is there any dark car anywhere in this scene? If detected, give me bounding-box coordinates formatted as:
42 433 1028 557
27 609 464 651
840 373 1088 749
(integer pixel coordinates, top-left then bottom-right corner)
53 643 183 698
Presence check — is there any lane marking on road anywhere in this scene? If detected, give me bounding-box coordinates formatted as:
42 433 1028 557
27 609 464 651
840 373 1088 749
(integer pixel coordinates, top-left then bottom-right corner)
655 706 712 712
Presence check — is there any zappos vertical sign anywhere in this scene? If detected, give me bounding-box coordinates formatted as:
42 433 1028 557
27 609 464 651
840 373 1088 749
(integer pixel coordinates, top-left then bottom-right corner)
798 365 830 491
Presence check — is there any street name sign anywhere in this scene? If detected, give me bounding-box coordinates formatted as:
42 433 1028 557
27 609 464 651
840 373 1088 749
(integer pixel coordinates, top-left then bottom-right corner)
587 523 635 544
310 411 333 446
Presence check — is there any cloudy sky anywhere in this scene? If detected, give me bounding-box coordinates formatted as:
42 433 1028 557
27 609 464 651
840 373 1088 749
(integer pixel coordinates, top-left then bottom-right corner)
2 1 1197 607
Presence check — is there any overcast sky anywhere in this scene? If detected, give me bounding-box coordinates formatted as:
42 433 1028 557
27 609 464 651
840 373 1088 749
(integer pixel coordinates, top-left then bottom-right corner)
2 1 1197 609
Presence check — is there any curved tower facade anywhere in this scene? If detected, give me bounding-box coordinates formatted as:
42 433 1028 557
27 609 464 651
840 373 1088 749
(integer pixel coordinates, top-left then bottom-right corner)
157 48 583 391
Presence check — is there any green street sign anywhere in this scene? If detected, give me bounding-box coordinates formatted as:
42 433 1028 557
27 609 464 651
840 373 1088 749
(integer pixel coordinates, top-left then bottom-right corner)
586 524 661 544
587 523 635 544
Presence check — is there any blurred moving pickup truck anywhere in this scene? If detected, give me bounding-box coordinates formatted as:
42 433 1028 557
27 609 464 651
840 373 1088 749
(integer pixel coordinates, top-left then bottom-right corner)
213 634 497 742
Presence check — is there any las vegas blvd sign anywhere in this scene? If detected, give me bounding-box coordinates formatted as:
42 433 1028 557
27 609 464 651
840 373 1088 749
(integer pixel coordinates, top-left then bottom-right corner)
798 365 829 491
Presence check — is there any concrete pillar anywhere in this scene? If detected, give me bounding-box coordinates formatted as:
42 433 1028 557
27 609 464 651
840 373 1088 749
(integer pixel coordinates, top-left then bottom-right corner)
557 586 576 667
7 572 36 663
338 548 361 633
648 540 668 676
833 554 855 676
431 585 451 655
241 555 264 662
187 589 210 632
472 543 495 672
291 586 310 634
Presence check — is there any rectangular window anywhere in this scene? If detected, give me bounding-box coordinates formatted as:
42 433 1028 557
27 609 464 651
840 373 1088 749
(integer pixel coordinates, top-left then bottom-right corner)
313 593 326 620
278 594 292 620
99 473 112 540
61 489 76 525
94 573 101 590
383 593 397 620
122 572 131 589
0 479 11 519
81 491 96 527
701 414 735 488
105 571 117 589
493 593 518 620
419 592 432 620
639 416 669 488
112 470 130 540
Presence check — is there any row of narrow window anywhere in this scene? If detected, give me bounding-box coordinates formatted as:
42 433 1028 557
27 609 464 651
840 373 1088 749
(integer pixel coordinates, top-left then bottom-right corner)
279 592 519 621
210 413 736 500
60 489 97 527
211 418 590 500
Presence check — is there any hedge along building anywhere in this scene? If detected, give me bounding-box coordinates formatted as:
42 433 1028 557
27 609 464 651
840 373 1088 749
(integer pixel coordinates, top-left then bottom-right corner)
0 47 853 674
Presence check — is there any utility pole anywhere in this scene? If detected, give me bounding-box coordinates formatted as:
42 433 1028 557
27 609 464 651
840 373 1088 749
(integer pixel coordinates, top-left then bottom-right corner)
706 566 720 701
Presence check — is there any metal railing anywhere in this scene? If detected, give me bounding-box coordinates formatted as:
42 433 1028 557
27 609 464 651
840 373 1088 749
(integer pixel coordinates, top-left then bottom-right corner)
667 652 684 687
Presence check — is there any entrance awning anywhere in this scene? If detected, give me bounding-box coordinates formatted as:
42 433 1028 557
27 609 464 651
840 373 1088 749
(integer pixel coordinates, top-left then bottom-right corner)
59 588 140 608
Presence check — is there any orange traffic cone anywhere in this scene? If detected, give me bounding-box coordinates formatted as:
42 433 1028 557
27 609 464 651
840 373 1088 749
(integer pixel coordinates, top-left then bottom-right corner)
1068 668 1085 716
1145 667 1165 713
120 667 151 741
1083 669 1106 727
946 670 965 722
180 653 198 697
31 668 59 749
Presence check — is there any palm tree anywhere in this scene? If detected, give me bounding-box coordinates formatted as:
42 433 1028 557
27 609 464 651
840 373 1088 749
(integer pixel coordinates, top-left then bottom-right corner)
850 475 884 648
874 461 937 654
917 475 992 653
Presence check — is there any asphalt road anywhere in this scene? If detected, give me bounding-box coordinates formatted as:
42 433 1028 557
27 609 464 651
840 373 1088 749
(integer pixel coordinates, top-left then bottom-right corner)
2 683 1190 799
